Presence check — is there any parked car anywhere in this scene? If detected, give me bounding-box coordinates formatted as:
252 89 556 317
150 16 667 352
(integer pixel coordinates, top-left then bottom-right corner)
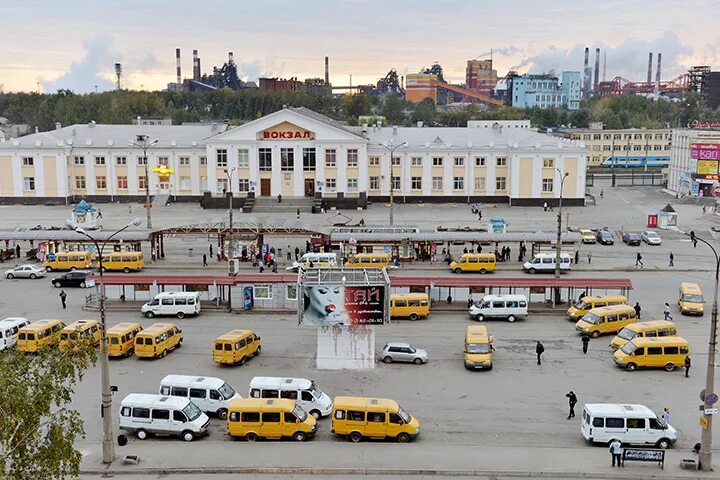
641 231 662 245
596 230 614 245
578 229 597 244
381 342 428 365
51 270 93 288
4 265 46 279
622 232 642 246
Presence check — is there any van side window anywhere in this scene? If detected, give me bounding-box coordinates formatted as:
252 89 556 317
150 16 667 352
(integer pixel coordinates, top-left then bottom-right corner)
152 409 170 420
507 301 519 308
121 407 131 417
595 302 607 308
492 301 504 308
680 346 689 354
347 411 365 421
335 410 345 420
395 300 407 307
190 389 206 399
606 315 618 323
649 418 664 430
242 412 260 422
171 387 188 397
173 410 187 422
605 418 623 428
664 346 679 355
262 412 280 423
633 347 645 356
188 298 195 305
281 390 298 400
519 301 527 307
250 389 261 398
209 390 222 400
238 338 247 348
215 342 223 351
646 330 657 337
408 300 420 307
224 343 232 351
647 347 662 355
132 407 150 419
592 417 604 427
301 391 313 402
284 412 297 423
618 312 629 320
368 412 385 423
627 418 645 429
468 257 479 264
160 386 171 395
229 412 240 422
161 298 174 305
389 413 403 424
175 298 187 305
261 389 279 399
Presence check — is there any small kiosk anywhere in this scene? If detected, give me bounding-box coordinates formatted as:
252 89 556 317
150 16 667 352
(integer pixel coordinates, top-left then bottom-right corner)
70 199 101 230
657 204 678 230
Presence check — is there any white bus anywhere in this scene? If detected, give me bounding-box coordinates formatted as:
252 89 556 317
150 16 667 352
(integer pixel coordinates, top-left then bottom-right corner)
581 403 677 449
118 393 210 442
523 253 572 274
248 377 333 419
159 374 240 419
0 317 31 350
141 292 201 319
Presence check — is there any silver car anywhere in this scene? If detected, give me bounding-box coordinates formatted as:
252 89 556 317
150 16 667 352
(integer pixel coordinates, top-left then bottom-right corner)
641 230 662 245
381 342 428 365
4 264 46 279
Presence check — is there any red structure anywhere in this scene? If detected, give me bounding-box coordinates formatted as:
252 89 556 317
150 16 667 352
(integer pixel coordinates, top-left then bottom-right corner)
597 74 691 97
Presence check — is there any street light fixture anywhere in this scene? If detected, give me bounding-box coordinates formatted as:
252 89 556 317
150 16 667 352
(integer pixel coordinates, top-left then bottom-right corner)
555 169 570 281
66 217 142 465
223 167 236 260
377 141 407 226
129 135 158 229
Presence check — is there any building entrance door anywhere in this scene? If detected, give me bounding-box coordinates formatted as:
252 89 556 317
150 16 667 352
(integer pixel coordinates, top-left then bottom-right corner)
260 178 271 196
304 179 315 197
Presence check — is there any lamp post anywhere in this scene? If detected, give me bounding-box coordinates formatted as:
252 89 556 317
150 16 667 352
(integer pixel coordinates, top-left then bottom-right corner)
224 167 236 260
555 169 570 281
66 217 142 465
129 135 158 229
377 141 407 226
688 230 718 472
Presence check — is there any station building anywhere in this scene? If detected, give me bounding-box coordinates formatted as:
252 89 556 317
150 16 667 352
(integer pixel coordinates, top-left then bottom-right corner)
0 107 587 206
668 126 720 197
564 125 672 167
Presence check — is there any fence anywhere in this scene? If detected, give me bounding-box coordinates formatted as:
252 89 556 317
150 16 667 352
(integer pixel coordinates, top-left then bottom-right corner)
586 172 666 188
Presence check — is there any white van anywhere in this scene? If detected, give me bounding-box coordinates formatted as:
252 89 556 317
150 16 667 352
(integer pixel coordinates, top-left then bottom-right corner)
0 317 31 350
286 252 337 271
468 295 528 322
118 393 210 442
581 403 677 449
248 376 333 419
159 374 241 419
141 292 201 319
523 253 572 274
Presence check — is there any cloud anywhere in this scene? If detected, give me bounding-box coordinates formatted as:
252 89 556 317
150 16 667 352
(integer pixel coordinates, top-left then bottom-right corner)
42 36 118 93
238 60 261 82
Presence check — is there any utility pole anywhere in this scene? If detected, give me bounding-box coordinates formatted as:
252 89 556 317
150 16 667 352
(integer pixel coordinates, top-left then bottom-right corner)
377 141 407 226
130 135 158 230
224 168 236 261
555 169 570 281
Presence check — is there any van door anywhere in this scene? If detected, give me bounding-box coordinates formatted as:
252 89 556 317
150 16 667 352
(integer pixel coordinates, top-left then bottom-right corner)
261 411 282 438
160 297 174 314
365 411 387 438
603 417 626 441
189 388 209 412
151 408 171 434
386 411 404 439
624 417 648 445
207 389 224 413
172 410 189 432
647 417 665 444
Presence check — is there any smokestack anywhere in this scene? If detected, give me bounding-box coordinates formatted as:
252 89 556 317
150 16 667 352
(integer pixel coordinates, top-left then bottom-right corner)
192 49 199 80
593 48 600 93
603 51 607 82
655 53 662 96
583 47 590 98
176 48 182 85
228 51 234 64
197 53 201 80
647 53 653 85
324 56 329 84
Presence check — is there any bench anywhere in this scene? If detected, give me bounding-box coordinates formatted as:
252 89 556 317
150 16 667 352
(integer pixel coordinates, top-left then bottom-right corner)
0 249 14 262
25 248 38 260
622 448 665 469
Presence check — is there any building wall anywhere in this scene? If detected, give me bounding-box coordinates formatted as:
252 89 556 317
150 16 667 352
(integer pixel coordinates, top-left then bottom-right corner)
668 129 720 195
511 73 579 110
568 128 671 166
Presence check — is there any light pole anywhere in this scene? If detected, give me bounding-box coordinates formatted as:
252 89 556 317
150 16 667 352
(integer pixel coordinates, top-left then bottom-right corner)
66 217 142 465
129 135 158 229
377 141 407 226
224 167 236 260
688 230 718 472
555 169 570 280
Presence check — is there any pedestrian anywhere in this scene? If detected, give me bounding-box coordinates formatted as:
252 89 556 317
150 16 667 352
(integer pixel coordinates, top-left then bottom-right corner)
543 202 548 212
463 247 468 254
575 250 579 265
286 246 292 261
579 290 586 301
468 297 474 308
478 210 482 221
97 209 102 219
202 254 207 267
663 302 673 321
271 261 278 273
296 208 300 219
15 244 20 258
277 194 282 203
536 341 545 365
295 246 300 260
609 438 623 467
476 244 482 253
600 189 604 199
684 355 691 378
635 252 643 268
661 407 670 425
59 290 67 310
581 333 590 354
128 204 132 214
505 247 511 261
587 251 592 264
209 244 213 257
565 391 577 419
258 260 264 273
634 302 641 319
669 251 674 267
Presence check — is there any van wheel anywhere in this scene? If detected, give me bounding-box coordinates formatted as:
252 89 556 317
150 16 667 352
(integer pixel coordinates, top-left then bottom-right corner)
161 349 167 358
255 345 261 355
664 363 675 372
656 438 671 449
176 311 185 319
528 268 536 274
79 281 86 288
136 429 148 440
123 267 130 273
182 430 194 442
217 409 228 420
413 358 423 365
245 432 258 442
239 356 246 366
53 281 61 288
397 432 411 443
507 315 516 323
45 266 53 272
476 314 485 322
144 311 154 319
626 363 637 372
101 266 107 273
293 431 307 442
453 268 462 274
480 268 487 274
383 356 393 364
591 331 600 338
70 266 77 271
310 410 321 420
349 432 362 443
409 313 419 321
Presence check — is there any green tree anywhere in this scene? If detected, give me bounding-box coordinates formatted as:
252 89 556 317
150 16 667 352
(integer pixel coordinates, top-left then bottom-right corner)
380 96 405 125
411 98 436 124
0 343 96 479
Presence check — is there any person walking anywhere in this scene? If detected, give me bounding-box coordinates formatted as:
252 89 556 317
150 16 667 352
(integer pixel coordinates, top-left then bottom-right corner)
579 290 586 301
669 251 674 267
575 250 579 265
478 210 483 221
536 341 545 365
296 208 301 219
128 204 132 214
661 407 670 425
15 244 20 258
587 251 592 264
209 244 214 257
635 252 643 268
543 202 548 212
277 194 282 203
581 334 590 354
609 438 623 467
258 260 264 273
684 356 691 378
59 290 67 310
600 189 604 199
468 298 474 308
565 391 577 419
286 246 292 261
634 302 641 319
663 303 673 321
97 209 103 219
294 246 300 260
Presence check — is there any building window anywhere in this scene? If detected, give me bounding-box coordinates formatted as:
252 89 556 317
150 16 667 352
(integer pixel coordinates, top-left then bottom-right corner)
95 156 106 165
633 145 642 151
496 177 507 190
368 156 380 166
302 148 316 171
115 156 127 165
475 157 486 166
542 178 553 192
391 156 401 166
432 157 443 166
454 157 464 167
157 156 168 166
474 177 486 191
543 158 554 168
664 145 671 150
238 149 249 168
238 178 250 192
286 284 298 301
411 157 422 166
593 134 601 140
254 285 272 300
73 156 85 165
432 176 443 190
117 176 128 189
453 177 464 190
259 148 272 171
634 134 642 140
653 145 662 151
604 134 612 140
96 176 107 189
138 175 147 190
281 148 294 171
496 157 507 166
325 149 337 168
582 134 591 141
75 176 86 189
216 149 228 167
347 178 358 191
23 177 35 191
325 178 336 192
391 176 400 190
347 149 358 168
603 145 611 151
655 134 663 140
217 178 228 193
179 156 190 166
613 134 621 140
200 156 207 165
369 176 379 190
137 156 147 166
411 177 422 190
179 176 191 190
22 157 34 166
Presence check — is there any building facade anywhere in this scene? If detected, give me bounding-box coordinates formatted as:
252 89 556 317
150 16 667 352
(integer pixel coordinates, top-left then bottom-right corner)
0 108 587 206
510 72 581 111
668 128 720 197
565 127 671 167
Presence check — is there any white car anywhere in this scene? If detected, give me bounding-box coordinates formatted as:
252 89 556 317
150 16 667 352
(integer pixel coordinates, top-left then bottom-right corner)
4 265 46 279
381 342 428 365
641 231 662 245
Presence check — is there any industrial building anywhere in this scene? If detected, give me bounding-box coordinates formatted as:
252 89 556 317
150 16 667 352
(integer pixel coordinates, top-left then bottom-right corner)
509 72 581 110
405 61 502 107
0 108 587 206
668 125 720 197
563 125 672 167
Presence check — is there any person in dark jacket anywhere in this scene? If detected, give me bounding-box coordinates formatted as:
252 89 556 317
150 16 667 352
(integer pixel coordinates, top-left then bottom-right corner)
634 302 641 319
536 341 545 365
565 391 577 419
581 334 590 354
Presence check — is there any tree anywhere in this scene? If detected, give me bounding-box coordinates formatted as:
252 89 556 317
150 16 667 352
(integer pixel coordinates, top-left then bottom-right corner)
380 96 405 125
411 98 436 124
0 343 96 479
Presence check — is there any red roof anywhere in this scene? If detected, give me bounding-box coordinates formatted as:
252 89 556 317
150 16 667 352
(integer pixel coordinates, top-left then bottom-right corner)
90 273 296 286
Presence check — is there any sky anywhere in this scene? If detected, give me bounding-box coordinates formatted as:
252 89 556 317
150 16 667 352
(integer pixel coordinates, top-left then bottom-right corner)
1 0 719 94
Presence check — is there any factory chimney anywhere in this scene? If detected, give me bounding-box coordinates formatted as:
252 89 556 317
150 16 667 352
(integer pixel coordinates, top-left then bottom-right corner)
197 52 201 80
192 50 199 80
228 51 234 64
583 47 590 98
655 53 662 98
176 48 182 85
647 53 653 85
593 48 600 93
324 56 329 84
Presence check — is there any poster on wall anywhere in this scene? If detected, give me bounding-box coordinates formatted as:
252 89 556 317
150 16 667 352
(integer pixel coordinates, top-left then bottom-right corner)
690 143 720 160
696 160 719 175
300 284 385 326
243 286 254 310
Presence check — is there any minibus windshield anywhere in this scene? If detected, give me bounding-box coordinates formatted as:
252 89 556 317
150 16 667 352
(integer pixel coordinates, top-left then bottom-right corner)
398 406 411 424
182 402 202 421
309 383 323 399
682 294 703 303
573 300 590 309
620 342 637 355
617 328 637 341
148 299 159 306
581 313 601 324
218 383 236 400
293 405 308 421
466 343 491 354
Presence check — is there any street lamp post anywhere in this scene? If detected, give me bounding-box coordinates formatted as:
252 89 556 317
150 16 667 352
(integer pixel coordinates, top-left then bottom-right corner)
377 141 407 226
688 230 718 472
224 167 236 260
129 135 158 230
555 169 570 281
67 218 142 465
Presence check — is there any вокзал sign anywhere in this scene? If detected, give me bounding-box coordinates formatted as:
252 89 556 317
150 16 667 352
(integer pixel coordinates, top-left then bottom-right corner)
258 121 315 140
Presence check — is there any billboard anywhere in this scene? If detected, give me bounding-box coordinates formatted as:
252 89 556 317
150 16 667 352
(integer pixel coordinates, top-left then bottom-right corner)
300 284 385 326
697 160 719 175
691 143 720 160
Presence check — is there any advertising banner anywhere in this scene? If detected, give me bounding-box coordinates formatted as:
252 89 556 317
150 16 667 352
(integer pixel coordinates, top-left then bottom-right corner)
691 143 720 160
697 160 719 175
301 284 385 326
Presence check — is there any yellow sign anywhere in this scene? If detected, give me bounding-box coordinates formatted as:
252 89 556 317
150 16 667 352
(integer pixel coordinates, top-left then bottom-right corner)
258 121 315 140
699 416 709 429
697 160 719 175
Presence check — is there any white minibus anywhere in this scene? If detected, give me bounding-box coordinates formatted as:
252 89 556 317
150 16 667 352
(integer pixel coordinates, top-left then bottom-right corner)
523 253 572 274
468 294 528 322
248 376 333 419
141 292 201 319
287 252 337 271
0 317 31 350
581 403 677 449
118 393 210 442
159 374 240 419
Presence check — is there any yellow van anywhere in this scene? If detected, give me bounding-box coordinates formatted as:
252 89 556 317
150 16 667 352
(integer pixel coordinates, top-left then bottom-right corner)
213 329 262 365
331 396 420 443
567 295 628 320
344 253 391 269
464 325 494 370
390 294 430 321
107 322 143 358
227 398 317 441
609 320 678 350
678 282 704 315
16 319 65 353
613 336 690 372
59 320 101 352
449 253 497 274
101 252 145 273
575 305 637 338
43 251 92 272
134 323 183 358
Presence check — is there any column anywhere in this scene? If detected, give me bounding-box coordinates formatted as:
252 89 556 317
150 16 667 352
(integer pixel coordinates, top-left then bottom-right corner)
35 152 45 196
270 145 282 196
